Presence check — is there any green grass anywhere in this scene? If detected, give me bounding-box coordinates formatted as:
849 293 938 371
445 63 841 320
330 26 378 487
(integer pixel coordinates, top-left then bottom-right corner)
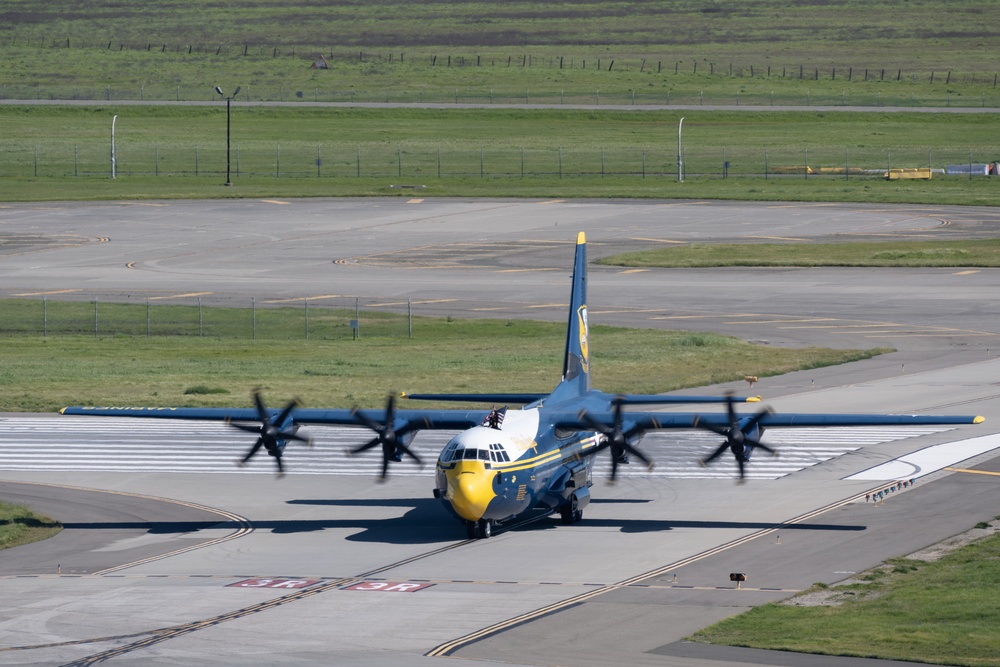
2 106 999 205
0 502 62 551
2 1 998 105
691 531 1000 666
598 239 1000 268
0 315 885 412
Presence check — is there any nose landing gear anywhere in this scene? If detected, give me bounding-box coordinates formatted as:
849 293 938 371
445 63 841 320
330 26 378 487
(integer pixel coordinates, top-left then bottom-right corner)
466 518 494 539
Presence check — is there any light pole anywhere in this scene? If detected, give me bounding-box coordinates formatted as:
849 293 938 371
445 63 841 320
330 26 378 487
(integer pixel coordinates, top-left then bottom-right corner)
677 116 684 183
215 85 240 185
110 114 118 179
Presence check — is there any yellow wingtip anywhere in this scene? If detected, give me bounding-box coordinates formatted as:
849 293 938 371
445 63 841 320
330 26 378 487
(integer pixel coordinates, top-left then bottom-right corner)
974 416 986 424
59 407 67 414
746 396 762 403
577 231 586 245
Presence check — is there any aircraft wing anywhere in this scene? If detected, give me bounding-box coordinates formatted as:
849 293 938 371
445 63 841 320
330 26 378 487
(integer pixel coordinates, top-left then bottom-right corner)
552 410 984 432
60 405 488 431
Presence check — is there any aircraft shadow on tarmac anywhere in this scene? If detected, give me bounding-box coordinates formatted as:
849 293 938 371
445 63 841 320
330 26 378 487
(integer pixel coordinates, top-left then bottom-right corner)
285 497 867 541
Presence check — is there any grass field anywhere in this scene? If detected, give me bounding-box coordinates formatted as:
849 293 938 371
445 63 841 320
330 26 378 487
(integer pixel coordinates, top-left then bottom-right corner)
2 106 999 204
0 502 62 551
692 527 1000 666
598 239 1000 268
0 313 883 412
2 1 997 105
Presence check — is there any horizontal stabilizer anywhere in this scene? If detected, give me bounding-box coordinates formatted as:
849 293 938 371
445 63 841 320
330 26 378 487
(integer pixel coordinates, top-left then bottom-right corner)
403 393 547 405
618 394 761 405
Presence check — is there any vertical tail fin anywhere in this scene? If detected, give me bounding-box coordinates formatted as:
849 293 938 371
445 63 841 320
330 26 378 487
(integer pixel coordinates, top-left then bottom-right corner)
560 232 590 395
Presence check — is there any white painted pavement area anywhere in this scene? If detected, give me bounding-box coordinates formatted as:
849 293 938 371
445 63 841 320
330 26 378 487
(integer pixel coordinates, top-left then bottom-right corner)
845 432 1000 481
0 416 953 480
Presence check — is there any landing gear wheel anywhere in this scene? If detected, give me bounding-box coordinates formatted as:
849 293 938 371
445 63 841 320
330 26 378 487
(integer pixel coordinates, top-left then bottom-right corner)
560 494 582 524
477 519 493 539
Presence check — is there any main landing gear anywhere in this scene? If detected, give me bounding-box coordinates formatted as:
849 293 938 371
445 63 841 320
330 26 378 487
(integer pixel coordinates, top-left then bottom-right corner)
559 493 584 525
466 518 494 539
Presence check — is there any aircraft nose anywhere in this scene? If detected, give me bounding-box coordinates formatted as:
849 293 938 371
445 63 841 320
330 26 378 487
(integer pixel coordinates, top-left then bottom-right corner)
446 462 496 522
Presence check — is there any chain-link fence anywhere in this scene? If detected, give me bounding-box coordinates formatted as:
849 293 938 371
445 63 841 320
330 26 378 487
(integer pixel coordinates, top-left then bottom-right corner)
0 295 416 339
4 141 999 180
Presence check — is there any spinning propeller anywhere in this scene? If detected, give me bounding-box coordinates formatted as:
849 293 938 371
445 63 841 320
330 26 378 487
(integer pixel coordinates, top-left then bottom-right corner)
230 390 311 476
347 394 422 481
697 393 776 481
580 397 653 482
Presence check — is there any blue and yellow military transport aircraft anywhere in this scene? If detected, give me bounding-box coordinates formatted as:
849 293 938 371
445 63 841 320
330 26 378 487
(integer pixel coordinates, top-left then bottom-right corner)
62 233 984 539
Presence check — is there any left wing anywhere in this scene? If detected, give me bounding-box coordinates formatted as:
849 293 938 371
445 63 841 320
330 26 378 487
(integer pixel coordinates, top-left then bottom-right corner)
61 397 489 478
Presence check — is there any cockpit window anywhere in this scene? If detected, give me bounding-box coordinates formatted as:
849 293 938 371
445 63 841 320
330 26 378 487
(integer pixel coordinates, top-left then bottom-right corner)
463 449 479 460
489 443 510 463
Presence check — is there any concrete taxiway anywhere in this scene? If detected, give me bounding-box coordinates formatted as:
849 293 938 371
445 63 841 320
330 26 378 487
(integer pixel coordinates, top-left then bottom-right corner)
1 199 999 666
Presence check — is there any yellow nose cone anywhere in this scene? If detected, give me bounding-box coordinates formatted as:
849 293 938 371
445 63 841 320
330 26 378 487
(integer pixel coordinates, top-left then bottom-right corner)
446 461 496 522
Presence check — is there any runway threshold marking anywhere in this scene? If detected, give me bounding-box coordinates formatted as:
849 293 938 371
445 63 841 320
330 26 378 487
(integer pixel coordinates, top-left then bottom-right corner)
845 433 1000 482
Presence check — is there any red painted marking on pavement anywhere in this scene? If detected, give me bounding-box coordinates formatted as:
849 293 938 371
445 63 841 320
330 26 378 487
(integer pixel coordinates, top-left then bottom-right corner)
345 581 434 593
228 578 320 589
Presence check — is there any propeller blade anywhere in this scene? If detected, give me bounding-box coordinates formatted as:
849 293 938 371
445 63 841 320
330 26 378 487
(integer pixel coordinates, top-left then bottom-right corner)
350 436 381 455
241 438 264 464
230 391 305 475
694 394 777 479
701 440 730 466
349 394 420 480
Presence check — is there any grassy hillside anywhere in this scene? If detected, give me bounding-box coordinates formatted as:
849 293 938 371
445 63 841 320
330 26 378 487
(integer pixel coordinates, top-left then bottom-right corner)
1 1 996 104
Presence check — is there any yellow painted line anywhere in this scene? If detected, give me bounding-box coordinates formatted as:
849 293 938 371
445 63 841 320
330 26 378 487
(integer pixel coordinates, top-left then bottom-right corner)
944 467 1000 477
591 308 661 315
261 199 290 205
537 199 565 204
148 292 214 300
847 332 997 338
631 237 687 244
13 289 81 296
953 270 980 276
619 269 648 274
470 307 513 312
368 299 457 307
526 303 565 309
651 313 758 321
725 318 837 325
775 323 904 330
496 268 561 273
407 198 424 203
263 295 344 303
749 235 809 242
